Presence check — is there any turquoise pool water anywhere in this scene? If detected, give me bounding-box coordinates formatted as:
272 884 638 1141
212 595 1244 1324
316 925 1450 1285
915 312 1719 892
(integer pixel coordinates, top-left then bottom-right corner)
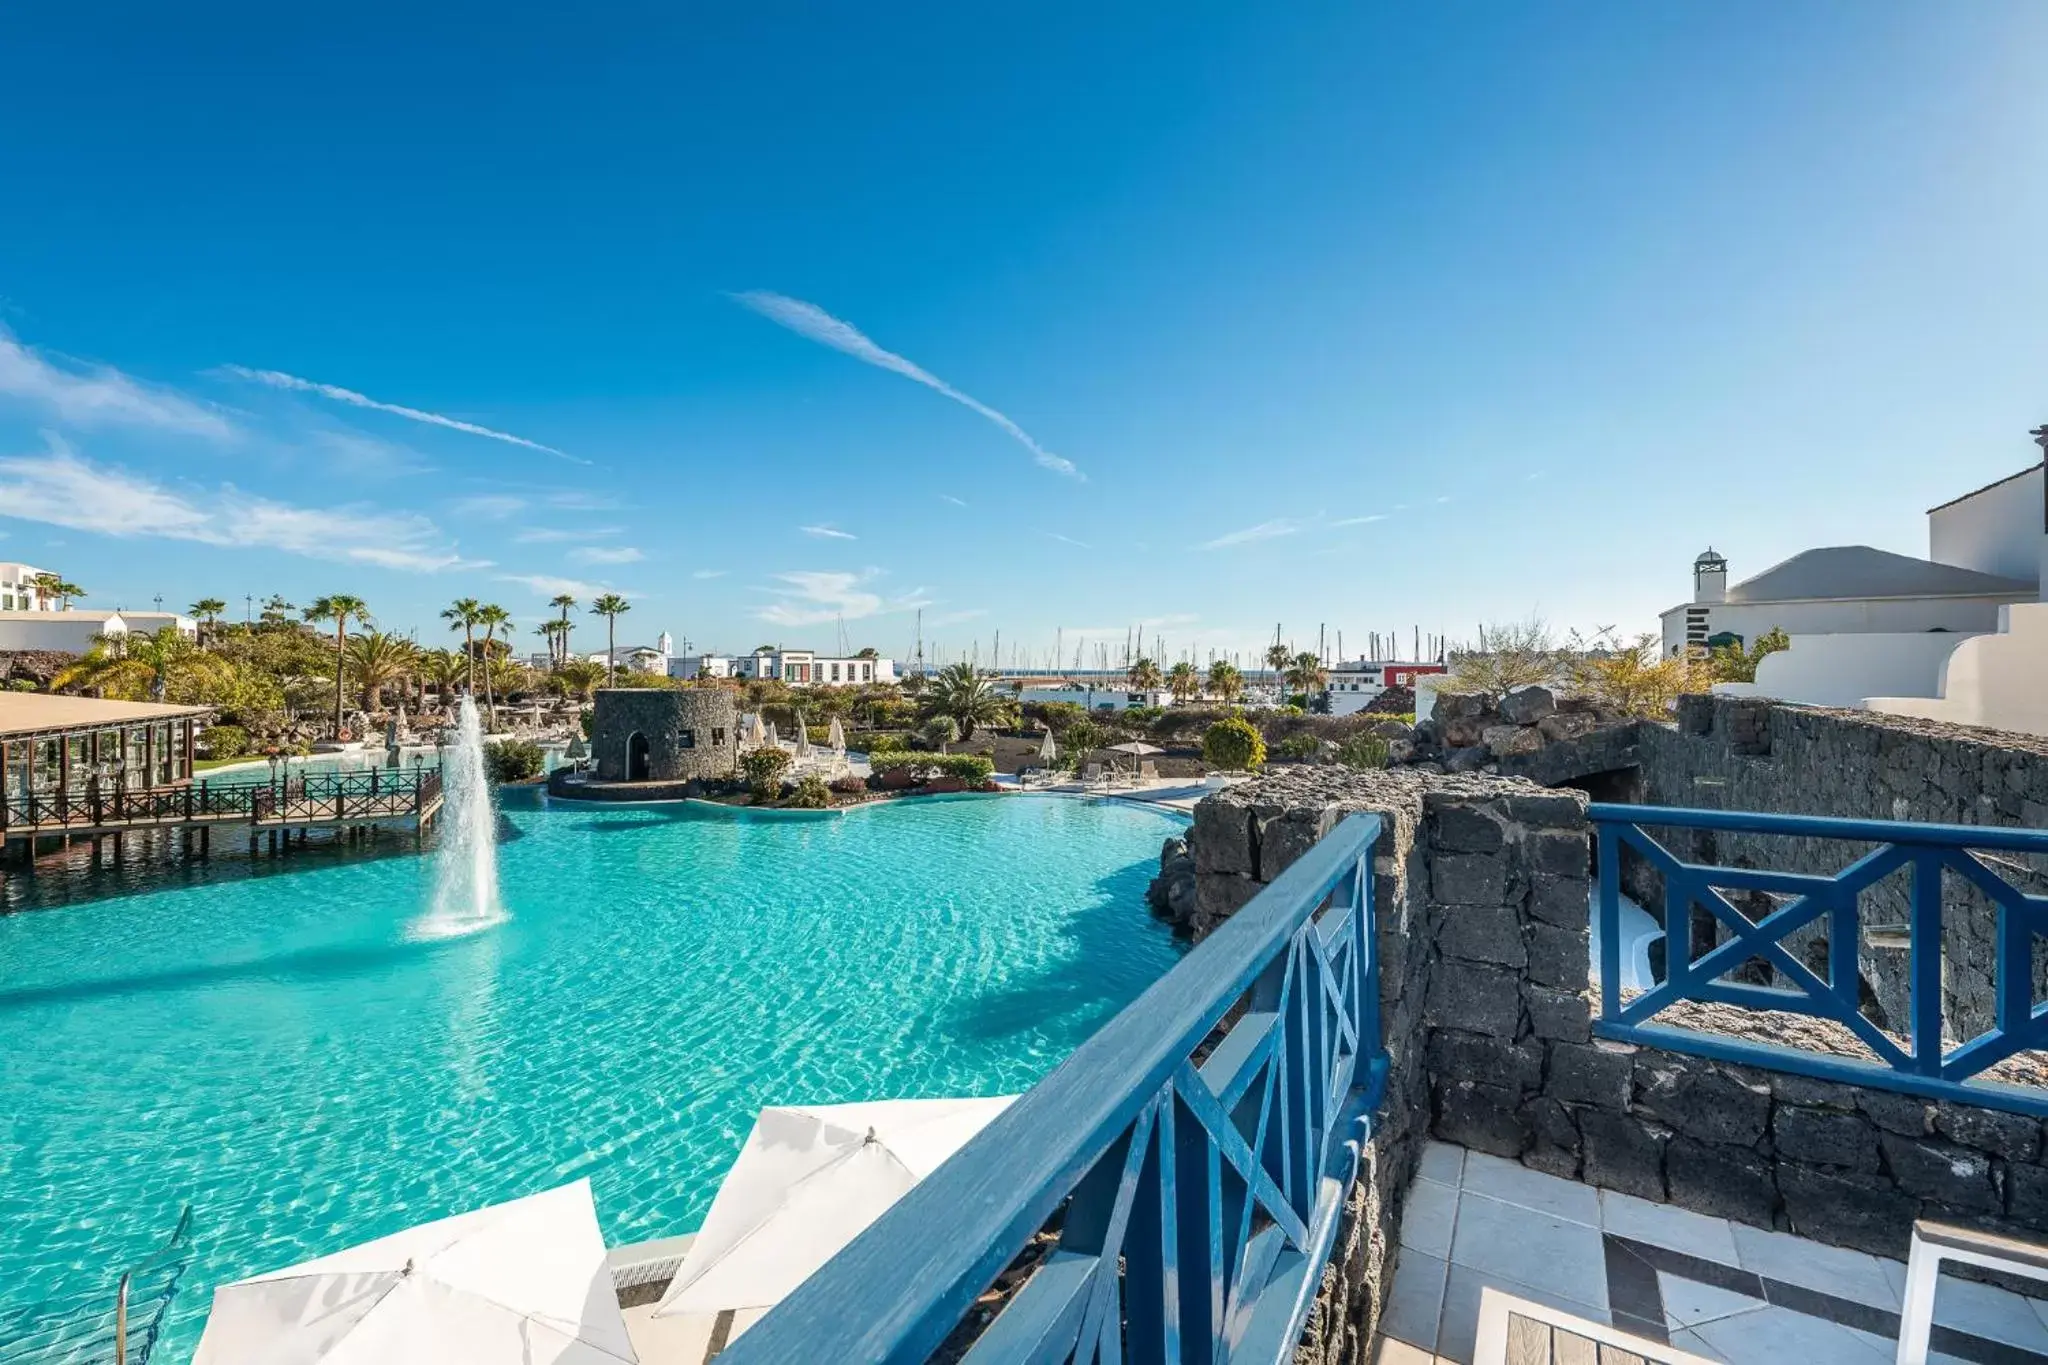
0 792 1187 1361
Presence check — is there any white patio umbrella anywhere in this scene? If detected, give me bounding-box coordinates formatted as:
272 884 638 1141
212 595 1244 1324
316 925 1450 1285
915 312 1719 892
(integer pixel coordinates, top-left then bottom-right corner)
653 1096 1014 1321
765 721 780 750
194 1179 635 1365
1037 728 1058 763
827 717 847 753
1107 739 1163 782
744 713 766 747
794 713 811 758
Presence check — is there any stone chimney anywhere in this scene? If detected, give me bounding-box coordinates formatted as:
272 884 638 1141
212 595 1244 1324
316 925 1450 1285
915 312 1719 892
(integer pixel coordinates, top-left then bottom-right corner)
1693 548 1728 605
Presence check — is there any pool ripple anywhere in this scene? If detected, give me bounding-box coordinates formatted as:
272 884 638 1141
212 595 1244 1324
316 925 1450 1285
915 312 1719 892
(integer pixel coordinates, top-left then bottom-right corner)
0 793 1186 1362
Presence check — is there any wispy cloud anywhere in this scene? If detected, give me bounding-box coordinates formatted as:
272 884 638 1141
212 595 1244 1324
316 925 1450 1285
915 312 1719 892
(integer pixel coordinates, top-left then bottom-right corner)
570 545 645 565
1199 518 1303 550
693 569 729 580
0 327 235 440
940 493 968 507
220 364 586 465
1334 514 1387 526
927 608 988 628
1043 531 1092 549
451 493 527 519
755 570 929 627
734 291 1081 479
0 436 483 572
494 573 632 599
800 523 857 540
513 526 620 544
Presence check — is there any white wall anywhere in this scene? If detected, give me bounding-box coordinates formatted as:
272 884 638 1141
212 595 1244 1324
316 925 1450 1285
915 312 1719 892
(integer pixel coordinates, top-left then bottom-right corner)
1865 603 2048 738
1929 466 2044 586
1659 594 2024 657
1741 631 1983 709
0 614 118 653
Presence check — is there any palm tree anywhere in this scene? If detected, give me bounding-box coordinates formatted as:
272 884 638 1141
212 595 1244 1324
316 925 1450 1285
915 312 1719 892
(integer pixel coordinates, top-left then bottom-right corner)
53 627 227 702
259 594 295 627
345 630 419 710
420 648 469 714
31 572 84 610
188 597 228 643
1126 656 1164 691
555 658 605 701
303 595 370 739
1264 639 1291 683
441 598 483 694
549 593 577 668
1284 651 1328 709
924 662 1010 740
1166 661 1199 704
534 620 562 670
476 603 511 727
1207 659 1244 704
589 594 631 687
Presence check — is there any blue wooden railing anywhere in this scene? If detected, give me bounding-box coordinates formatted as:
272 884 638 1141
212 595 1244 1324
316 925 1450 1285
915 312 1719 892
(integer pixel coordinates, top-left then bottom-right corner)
1592 802 2048 1117
721 812 1388 1365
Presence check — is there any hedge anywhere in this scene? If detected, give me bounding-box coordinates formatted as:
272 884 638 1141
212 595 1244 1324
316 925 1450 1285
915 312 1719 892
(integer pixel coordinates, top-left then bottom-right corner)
871 752 996 785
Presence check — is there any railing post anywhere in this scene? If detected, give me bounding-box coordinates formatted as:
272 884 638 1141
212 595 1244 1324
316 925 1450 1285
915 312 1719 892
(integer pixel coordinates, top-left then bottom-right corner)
1910 854 1945 1075
1597 821 1621 1021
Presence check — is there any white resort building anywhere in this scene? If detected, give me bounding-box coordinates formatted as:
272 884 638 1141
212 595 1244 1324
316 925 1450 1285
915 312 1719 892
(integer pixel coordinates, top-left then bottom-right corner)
1682 425 2048 735
0 562 58 613
669 647 896 687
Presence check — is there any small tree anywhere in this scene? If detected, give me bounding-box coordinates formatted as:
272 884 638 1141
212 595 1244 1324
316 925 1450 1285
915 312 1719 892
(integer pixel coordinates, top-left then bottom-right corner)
1202 715 1266 772
788 774 833 808
741 746 792 799
484 738 546 783
1708 627 1790 683
919 715 959 752
1571 632 1712 719
1445 618 1567 699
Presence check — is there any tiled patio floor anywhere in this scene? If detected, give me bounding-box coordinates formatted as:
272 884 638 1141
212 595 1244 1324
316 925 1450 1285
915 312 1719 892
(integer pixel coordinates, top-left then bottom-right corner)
1374 1141 2048 1364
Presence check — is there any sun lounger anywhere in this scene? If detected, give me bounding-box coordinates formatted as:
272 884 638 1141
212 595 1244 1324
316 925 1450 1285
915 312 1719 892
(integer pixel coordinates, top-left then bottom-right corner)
1139 760 1159 781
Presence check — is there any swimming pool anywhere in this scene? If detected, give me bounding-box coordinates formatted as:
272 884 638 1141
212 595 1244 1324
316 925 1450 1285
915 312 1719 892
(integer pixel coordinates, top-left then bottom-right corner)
0 792 1187 1361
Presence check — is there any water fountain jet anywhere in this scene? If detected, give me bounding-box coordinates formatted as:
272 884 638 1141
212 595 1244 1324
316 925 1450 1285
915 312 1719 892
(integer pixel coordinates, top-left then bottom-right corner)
412 694 505 938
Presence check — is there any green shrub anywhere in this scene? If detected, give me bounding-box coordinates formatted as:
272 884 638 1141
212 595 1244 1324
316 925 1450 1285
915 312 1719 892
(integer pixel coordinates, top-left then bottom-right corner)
484 739 546 783
864 731 909 755
873 752 995 785
1202 716 1266 772
741 746 793 798
1022 700 1086 735
7 678 37 692
1274 732 1321 762
788 774 833 808
1122 706 1165 728
1335 735 1391 771
918 716 959 750
203 724 251 759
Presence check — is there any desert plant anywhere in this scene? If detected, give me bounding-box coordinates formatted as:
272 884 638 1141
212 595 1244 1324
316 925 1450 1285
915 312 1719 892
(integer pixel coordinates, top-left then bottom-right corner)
484 738 546 783
1202 716 1266 772
1445 618 1567 699
1335 734 1391 771
918 715 960 751
1707 626 1791 683
788 774 833 808
1275 732 1321 762
1571 632 1712 719
923 662 1011 739
741 746 793 798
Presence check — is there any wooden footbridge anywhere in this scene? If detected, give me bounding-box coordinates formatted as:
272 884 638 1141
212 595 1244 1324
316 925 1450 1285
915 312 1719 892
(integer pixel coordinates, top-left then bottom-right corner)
1 768 445 862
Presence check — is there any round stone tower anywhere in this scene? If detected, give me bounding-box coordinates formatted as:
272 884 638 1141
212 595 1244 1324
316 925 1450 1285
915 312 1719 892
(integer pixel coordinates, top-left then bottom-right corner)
590 688 738 783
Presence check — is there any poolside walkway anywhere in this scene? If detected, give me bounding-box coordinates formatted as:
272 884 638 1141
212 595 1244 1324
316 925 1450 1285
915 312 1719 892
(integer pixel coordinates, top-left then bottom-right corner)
1377 1142 2048 1363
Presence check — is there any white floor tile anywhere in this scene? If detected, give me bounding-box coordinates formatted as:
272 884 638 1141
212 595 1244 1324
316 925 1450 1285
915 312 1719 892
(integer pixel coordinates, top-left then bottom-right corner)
1876 1253 2048 1351
1434 1263 1608 1364
1370 1339 1438 1365
1379 1250 1448 1354
1656 1270 1766 1329
1459 1149 1600 1226
1448 1190 1609 1311
1730 1221 1899 1309
1417 1140 1465 1188
1681 1303 1893 1363
1599 1188 1740 1264
1400 1173 1459 1260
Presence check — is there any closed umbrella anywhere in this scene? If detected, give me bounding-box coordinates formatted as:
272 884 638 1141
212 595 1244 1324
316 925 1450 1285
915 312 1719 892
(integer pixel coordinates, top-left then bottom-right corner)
765 721 780 750
794 713 811 758
827 717 847 753
193 1180 635 1365
653 1097 1014 1323
1037 728 1057 763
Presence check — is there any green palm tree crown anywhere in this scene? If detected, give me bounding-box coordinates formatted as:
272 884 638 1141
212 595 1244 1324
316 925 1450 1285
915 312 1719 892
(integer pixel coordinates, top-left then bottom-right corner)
924 662 1011 741
549 593 577 669
441 597 483 692
1166 661 1199 703
1207 659 1244 703
1126 656 1164 691
304 595 370 739
1284 651 1328 701
589 594 631 687
53 627 226 703
1265 641 1291 676
33 573 85 609
345 630 419 710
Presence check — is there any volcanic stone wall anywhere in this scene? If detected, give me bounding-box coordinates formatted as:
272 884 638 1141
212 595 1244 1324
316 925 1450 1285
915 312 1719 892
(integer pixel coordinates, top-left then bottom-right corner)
590 688 738 783
1168 767 2048 1360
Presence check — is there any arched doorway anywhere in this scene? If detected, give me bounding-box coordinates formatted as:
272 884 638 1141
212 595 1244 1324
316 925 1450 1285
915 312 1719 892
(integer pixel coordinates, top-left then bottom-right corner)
627 732 650 781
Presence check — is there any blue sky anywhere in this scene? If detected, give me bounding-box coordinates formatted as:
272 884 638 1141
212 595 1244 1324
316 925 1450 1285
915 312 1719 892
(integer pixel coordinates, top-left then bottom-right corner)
3 4 2045 668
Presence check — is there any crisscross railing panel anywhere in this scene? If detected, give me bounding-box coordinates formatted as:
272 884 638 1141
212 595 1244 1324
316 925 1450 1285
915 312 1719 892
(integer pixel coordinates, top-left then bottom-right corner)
1593 803 2048 1117
719 812 1388 1365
